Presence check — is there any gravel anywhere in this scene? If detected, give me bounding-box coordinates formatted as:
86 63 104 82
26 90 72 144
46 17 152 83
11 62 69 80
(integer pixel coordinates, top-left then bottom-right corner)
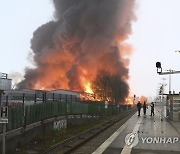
71 111 135 154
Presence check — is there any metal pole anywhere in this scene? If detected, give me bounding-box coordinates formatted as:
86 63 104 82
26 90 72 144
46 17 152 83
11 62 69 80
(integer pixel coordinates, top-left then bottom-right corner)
0 90 2 107
53 93 54 102
5 96 8 106
42 92 45 103
169 73 171 94
2 123 6 154
59 94 61 101
159 70 180 75
167 69 172 94
44 92 46 103
0 90 6 154
161 90 163 121
23 93 25 115
22 93 26 130
66 94 68 102
160 82 165 121
34 94 37 104
70 95 72 102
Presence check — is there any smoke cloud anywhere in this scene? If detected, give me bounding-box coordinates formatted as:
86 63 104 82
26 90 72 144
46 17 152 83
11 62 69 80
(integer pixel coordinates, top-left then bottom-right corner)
18 0 136 94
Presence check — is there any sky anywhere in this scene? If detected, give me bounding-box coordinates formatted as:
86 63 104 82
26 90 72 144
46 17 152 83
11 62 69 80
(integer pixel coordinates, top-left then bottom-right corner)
0 0 180 98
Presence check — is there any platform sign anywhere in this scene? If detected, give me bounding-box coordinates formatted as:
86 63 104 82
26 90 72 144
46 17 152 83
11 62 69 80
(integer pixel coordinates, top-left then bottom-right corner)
0 118 8 124
0 107 8 118
0 107 8 124
0 78 12 90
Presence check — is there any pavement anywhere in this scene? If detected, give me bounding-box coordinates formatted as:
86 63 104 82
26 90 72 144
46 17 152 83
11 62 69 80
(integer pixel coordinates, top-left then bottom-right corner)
92 106 180 154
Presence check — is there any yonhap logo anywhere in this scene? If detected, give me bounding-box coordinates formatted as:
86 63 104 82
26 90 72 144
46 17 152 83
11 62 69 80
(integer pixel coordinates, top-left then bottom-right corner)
125 132 139 148
125 132 179 147
141 137 179 144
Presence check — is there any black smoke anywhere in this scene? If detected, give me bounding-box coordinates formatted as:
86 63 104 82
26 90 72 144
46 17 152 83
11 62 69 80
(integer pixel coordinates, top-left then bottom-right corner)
18 0 136 99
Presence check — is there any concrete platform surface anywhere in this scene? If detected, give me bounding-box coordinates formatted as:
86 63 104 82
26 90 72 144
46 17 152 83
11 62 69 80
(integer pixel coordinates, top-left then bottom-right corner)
93 106 180 154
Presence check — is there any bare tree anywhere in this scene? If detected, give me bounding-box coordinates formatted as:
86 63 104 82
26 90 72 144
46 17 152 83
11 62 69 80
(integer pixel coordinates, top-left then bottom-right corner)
92 70 129 104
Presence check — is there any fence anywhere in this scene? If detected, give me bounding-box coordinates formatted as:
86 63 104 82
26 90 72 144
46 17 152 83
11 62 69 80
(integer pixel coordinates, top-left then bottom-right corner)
0 100 131 133
1 91 79 107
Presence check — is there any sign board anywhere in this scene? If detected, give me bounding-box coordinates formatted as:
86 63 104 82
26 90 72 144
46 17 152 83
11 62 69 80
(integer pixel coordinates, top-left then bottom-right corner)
0 107 8 118
0 118 8 124
0 78 12 90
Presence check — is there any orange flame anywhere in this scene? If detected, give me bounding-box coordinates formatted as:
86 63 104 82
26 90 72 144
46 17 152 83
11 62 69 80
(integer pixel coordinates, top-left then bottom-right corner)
125 97 133 105
84 82 93 94
80 74 93 94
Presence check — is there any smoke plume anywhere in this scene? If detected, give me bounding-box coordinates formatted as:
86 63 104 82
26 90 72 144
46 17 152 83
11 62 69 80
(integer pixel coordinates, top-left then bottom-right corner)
18 0 136 94
9 72 24 89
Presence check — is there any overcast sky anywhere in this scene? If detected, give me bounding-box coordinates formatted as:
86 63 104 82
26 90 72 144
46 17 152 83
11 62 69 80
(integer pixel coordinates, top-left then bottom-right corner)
0 0 180 98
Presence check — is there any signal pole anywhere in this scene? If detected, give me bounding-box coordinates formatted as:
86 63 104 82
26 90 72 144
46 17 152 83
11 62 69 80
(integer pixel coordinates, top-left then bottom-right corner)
156 60 180 120
156 62 180 94
165 69 174 94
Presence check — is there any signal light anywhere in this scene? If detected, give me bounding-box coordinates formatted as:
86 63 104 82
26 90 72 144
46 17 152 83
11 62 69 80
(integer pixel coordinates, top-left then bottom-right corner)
156 62 161 68
156 62 162 74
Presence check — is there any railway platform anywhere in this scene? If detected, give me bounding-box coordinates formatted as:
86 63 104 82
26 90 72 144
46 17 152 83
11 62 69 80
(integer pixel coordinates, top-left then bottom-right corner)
93 106 180 154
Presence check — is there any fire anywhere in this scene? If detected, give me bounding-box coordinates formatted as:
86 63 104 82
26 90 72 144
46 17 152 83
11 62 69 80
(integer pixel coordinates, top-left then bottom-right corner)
125 97 133 105
84 82 93 94
80 74 93 94
34 84 45 90
17 0 136 102
140 96 147 103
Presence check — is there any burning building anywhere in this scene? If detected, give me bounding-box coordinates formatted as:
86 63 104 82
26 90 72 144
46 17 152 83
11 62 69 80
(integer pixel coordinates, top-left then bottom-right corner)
18 0 136 100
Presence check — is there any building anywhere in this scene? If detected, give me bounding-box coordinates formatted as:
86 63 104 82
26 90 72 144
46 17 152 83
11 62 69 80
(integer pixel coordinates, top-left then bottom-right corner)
166 94 180 122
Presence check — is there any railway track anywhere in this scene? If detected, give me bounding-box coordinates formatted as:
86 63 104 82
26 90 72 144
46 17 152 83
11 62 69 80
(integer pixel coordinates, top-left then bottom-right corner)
39 109 136 154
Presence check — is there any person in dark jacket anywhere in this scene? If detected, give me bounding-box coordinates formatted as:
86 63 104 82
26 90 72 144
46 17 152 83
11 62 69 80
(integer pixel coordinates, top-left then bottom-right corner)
143 101 147 115
137 101 142 116
150 102 155 116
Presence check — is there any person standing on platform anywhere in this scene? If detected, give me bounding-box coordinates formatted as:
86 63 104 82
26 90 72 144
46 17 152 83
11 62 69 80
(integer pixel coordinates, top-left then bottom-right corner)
143 101 147 116
150 102 155 116
137 101 142 116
